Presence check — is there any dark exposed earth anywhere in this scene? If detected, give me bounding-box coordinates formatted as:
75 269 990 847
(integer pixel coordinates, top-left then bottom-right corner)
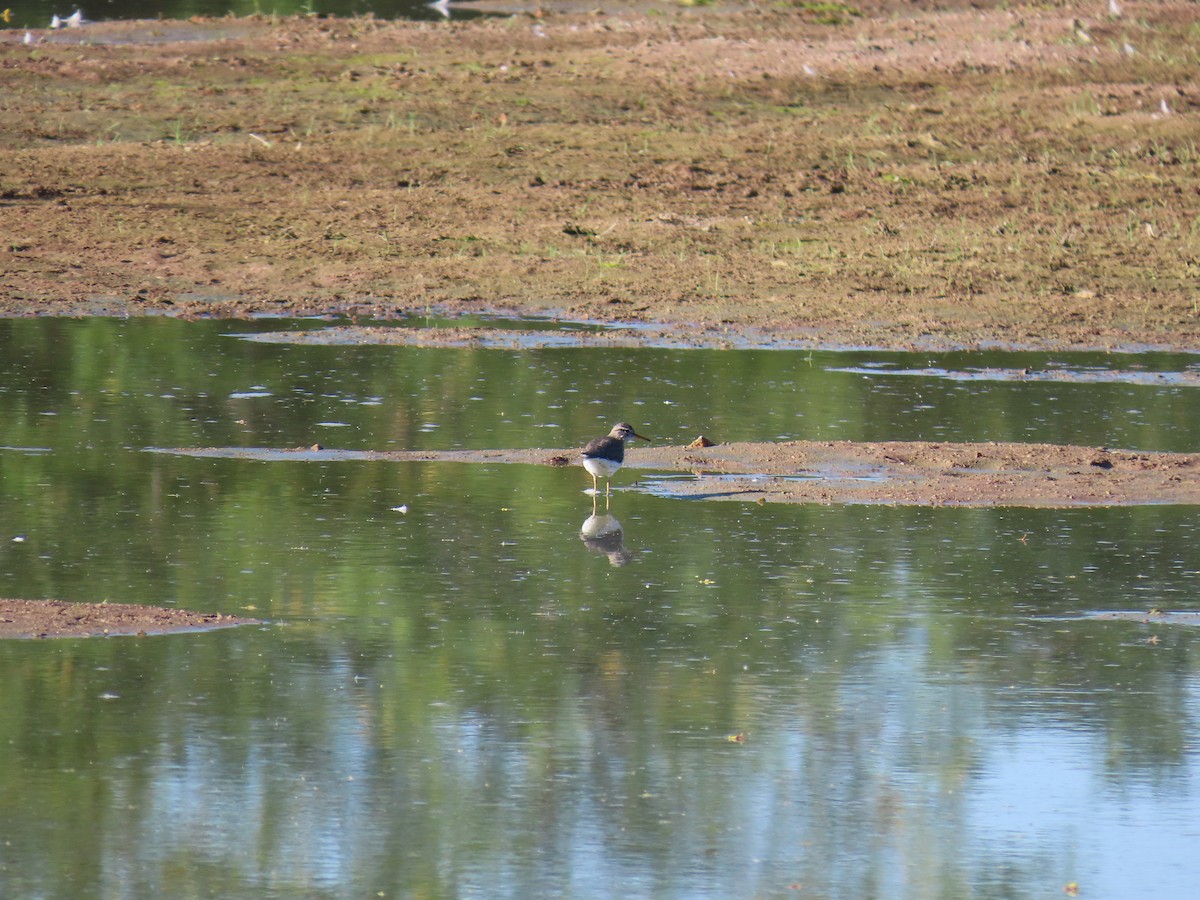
3 1 1199 350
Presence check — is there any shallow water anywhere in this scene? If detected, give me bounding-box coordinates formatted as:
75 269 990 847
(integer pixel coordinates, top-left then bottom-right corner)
1 317 1198 897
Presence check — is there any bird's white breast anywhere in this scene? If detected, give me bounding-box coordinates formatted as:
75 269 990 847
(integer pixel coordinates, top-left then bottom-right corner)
583 457 622 478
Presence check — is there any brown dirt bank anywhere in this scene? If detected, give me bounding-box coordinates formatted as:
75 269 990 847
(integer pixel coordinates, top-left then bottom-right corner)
167 439 1200 507
2 2 1200 351
0 599 259 639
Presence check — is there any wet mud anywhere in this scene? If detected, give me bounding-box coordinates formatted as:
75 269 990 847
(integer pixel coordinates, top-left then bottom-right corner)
163 439 1200 508
0 598 260 639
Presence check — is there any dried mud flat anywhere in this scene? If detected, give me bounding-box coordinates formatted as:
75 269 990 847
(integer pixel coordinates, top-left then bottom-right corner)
0 599 259 640
1 0 1199 352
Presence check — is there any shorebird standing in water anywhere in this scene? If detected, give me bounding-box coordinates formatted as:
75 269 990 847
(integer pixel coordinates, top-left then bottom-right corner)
581 422 649 496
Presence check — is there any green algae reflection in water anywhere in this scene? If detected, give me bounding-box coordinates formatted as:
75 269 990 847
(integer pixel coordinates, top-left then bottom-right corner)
0 316 1198 897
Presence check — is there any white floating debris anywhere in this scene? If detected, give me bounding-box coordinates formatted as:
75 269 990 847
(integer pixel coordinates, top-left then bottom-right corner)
392 505 409 514
50 9 85 28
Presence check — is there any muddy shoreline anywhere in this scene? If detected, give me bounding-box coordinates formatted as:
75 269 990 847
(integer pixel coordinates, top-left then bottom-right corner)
165 439 1200 508
239 322 1200 354
0 599 259 639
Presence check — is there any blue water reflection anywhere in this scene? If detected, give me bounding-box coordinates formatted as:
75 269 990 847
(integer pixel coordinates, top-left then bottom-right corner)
0 317 1198 897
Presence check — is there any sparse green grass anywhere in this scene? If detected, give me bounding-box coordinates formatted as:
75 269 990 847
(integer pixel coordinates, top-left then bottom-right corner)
783 1 862 26
2 2 1199 344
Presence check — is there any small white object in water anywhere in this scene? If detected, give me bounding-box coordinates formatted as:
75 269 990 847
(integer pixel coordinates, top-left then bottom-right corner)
11 534 26 543
428 0 449 17
392 504 409 514
50 9 84 28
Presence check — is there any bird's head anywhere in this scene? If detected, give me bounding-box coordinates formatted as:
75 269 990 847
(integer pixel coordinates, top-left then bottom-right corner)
611 423 649 442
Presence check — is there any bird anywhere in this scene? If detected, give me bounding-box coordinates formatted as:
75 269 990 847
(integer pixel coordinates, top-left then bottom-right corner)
580 422 649 496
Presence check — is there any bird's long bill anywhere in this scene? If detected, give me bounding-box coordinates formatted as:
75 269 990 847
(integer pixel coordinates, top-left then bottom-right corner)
631 431 650 442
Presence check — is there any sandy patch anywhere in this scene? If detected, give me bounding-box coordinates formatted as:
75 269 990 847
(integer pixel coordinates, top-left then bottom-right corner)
0 599 259 639
162 439 1200 508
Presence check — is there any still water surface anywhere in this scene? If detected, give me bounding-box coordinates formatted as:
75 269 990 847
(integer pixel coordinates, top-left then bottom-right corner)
1 317 1198 897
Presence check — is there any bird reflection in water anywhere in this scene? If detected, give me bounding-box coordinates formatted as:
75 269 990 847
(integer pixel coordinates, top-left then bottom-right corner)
579 511 633 567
